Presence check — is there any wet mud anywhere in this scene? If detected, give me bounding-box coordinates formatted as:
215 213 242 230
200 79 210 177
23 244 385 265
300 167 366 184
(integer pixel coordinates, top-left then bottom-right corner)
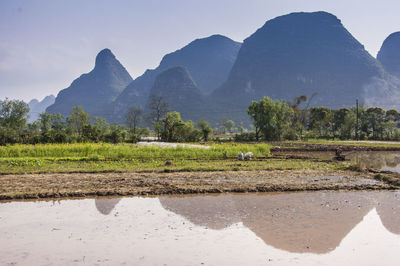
0 169 394 200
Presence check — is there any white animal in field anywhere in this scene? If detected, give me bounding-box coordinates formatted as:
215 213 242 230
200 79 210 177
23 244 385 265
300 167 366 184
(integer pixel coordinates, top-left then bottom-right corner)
238 152 244 161
244 152 253 161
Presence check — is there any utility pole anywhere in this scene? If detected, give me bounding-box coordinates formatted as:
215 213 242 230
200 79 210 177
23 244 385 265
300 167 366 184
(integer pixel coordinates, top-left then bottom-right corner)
356 99 359 140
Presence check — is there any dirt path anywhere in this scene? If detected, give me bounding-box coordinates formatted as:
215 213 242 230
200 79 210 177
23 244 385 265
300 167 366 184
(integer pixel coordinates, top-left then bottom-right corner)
0 169 396 200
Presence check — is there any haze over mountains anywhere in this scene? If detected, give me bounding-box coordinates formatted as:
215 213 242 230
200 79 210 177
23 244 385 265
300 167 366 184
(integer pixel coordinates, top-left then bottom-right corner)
45 11 400 125
28 95 55 122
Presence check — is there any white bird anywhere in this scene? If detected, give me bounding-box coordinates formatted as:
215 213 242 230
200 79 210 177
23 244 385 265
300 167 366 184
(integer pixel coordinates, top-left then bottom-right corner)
238 152 244 161
244 152 253 161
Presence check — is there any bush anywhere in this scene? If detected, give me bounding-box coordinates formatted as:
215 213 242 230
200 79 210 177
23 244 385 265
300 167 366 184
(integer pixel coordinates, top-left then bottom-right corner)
234 132 257 142
283 128 300 140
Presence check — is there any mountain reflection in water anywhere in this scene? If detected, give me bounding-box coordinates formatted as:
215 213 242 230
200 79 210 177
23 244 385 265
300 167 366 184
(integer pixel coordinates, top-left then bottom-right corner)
95 191 400 254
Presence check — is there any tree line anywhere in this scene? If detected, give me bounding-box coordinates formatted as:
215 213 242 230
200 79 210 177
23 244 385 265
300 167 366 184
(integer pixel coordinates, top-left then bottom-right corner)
245 96 400 141
0 95 212 145
1 94 400 145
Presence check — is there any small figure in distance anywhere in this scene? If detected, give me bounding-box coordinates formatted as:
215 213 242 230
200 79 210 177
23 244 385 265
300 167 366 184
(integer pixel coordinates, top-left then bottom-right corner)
334 148 346 161
238 152 244 161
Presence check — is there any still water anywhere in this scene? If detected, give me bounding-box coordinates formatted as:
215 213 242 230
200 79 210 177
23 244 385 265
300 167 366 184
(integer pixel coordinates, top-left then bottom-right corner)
1 191 400 265
347 152 400 173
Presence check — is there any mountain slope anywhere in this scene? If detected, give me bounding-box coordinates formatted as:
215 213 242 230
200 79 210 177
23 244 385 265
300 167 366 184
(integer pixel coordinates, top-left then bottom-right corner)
211 11 400 123
378 32 400 78
111 35 241 121
46 49 132 118
148 66 207 122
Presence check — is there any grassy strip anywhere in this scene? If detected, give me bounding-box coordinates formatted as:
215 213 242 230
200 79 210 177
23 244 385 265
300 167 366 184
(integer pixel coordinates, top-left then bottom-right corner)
0 143 270 160
0 157 345 174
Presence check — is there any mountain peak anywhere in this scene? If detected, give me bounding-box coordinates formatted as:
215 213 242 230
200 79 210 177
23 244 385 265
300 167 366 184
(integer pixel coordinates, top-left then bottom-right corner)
95 48 116 67
212 10 390 120
47 48 132 118
377 32 400 78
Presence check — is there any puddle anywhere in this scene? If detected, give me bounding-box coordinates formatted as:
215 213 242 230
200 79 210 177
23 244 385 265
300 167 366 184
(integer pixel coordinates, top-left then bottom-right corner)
1 191 400 265
276 150 400 173
347 152 400 173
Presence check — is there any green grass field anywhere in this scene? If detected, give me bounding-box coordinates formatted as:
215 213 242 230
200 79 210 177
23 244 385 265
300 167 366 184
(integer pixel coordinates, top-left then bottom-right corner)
0 142 349 174
0 143 282 174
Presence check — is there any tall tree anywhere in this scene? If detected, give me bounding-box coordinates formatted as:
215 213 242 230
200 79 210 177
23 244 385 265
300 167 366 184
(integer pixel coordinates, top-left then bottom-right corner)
309 107 332 137
0 98 29 144
66 106 91 139
365 107 386 139
160 112 184 142
0 98 29 130
247 97 294 141
332 108 349 138
223 120 235 134
125 105 143 135
197 119 213 141
147 94 169 138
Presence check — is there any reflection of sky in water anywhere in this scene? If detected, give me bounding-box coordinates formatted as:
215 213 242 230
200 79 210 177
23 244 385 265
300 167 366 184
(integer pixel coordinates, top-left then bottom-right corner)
348 152 400 173
1 191 400 265
382 165 400 173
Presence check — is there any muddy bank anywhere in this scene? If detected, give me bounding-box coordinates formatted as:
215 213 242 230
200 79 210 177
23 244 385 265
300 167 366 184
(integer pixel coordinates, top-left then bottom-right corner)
271 142 400 152
0 169 396 200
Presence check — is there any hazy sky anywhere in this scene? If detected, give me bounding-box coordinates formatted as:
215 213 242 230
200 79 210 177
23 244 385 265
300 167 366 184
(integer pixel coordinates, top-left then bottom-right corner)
1 0 399 102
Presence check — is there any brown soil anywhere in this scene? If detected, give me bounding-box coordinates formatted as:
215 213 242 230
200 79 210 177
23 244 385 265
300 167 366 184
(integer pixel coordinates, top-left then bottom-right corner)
0 169 396 200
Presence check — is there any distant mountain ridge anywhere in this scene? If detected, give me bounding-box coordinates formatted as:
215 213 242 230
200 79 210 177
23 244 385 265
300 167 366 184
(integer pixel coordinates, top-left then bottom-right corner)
28 95 55 122
111 35 241 122
44 12 400 126
46 49 133 118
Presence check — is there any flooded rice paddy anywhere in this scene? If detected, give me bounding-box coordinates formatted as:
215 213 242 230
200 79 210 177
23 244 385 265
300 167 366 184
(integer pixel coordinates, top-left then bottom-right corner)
1 191 400 265
347 152 400 173
276 150 400 173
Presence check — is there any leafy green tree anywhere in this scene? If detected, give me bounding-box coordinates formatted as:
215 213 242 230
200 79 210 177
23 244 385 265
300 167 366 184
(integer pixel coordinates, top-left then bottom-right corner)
160 112 185 142
175 120 201 142
197 119 213 141
365 107 385 139
332 108 349 138
66 106 91 139
223 120 235 134
247 97 294 141
105 123 127 143
93 118 110 141
309 107 333 138
384 109 399 139
340 107 357 139
386 109 400 128
38 113 68 143
0 98 29 144
23 120 41 144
